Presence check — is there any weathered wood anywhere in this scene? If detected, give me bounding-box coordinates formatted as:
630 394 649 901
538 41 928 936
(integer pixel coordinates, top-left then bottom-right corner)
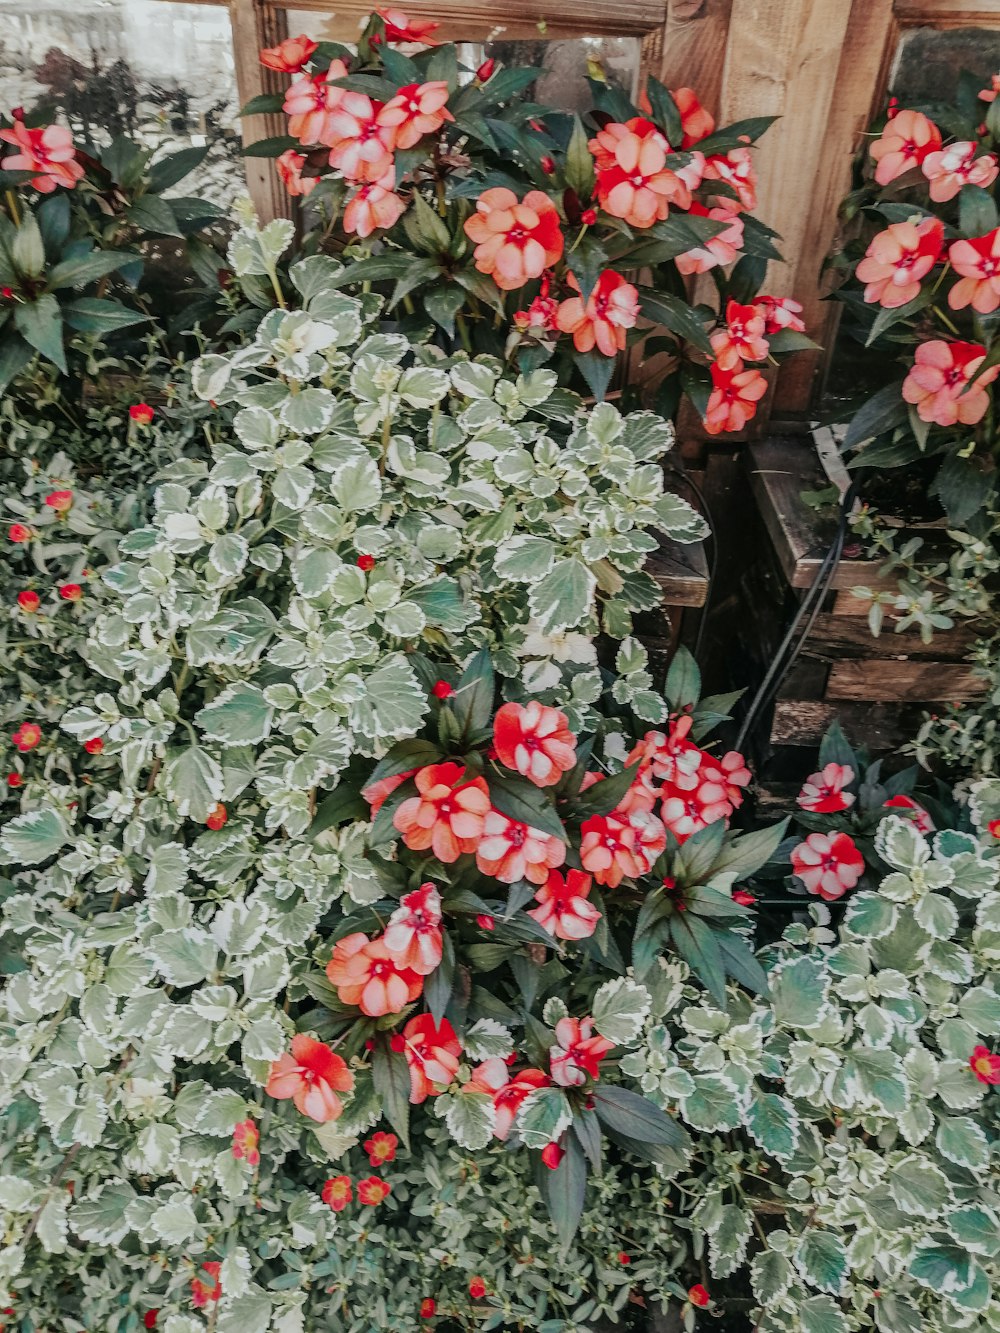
803 614 977 661
656 0 734 112
894 0 1000 25
771 698 925 749
229 0 293 223
826 660 987 703
647 534 710 607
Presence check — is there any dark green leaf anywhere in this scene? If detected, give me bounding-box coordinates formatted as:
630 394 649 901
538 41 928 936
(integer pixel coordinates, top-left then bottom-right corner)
646 77 682 146
62 298 148 334
665 645 700 710
564 115 595 196
591 1085 686 1146
371 1042 411 1147
768 328 822 354
425 931 455 1024
572 1107 603 1172
695 117 776 155
819 719 856 771
710 818 790 879
238 93 286 118
300 971 354 1013
379 47 422 86
453 647 495 740
675 821 727 883
539 1133 587 1248
958 184 998 238
46 250 139 291
573 349 615 402
476 68 539 108
569 763 639 818
310 784 369 841
365 739 444 790
125 195 182 237
932 452 993 525
864 290 932 348
842 380 908 451
0 333 34 392
716 931 769 997
14 294 64 372
242 135 299 158
36 193 70 257
639 289 712 354
422 284 466 338
487 774 566 842
670 913 726 1005
148 145 210 193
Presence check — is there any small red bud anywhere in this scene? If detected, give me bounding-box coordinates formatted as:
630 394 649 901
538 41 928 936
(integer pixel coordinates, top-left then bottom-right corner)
83 738 104 756
541 1142 564 1170
469 1277 487 1300
7 773 22 788
581 208 597 225
16 590 39 613
357 553 376 571
431 680 454 699
476 913 495 931
420 1299 436 1319
206 802 228 831
476 57 495 82
540 155 555 174
129 403 154 425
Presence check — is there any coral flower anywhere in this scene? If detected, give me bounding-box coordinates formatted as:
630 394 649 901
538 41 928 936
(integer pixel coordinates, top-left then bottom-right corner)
8 523 32 543
902 340 999 427
948 229 1000 314
688 1285 711 1308
797 762 856 814
703 360 768 435
358 1176 391 1205
322 1175 353 1211
326 94 397 183
590 119 698 224
981 75 1000 104
493 700 577 787
399 1013 462 1103
756 294 806 334
383 882 443 975
16 591 39 613
710 299 769 370
231 1117 260 1167
580 810 666 888
549 1016 614 1087
260 33 318 72
377 81 452 150
0 121 83 192
855 217 944 309
129 403 154 425
376 8 442 46
969 1045 1000 1084
493 1067 549 1140
464 187 564 291
790 831 865 901
475 810 566 885
675 201 744 275
325 932 423 1017
12 723 41 753
343 170 407 237
276 149 317 197
190 1262 222 1309
469 1277 487 1300
556 269 639 357
527 868 601 940
869 109 941 185
283 60 350 146
703 146 757 210
364 1131 398 1166
882 794 934 834
45 489 73 512
393 761 491 861
363 767 416 815
265 1033 355 1122
672 86 715 147
922 141 998 202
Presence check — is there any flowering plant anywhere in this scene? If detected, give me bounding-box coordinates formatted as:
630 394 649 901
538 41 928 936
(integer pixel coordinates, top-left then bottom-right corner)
244 10 813 418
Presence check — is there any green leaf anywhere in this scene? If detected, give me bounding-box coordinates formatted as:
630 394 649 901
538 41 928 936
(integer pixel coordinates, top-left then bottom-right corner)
664 645 700 710
371 1042 410 1147
646 77 682 145
592 1085 686 1146
670 913 726 1006
423 284 466 338
453 647 495 740
795 1231 848 1296
639 289 712 354
958 183 998 237
528 557 596 634
238 93 286 118
842 381 908 451
936 1116 989 1171
125 194 182 237
909 1241 973 1295
14 294 65 372
0 807 68 865
163 745 224 821
889 1154 953 1218
0 333 35 391
195 684 274 746
365 738 445 790
932 451 993 525
47 250 140 291
710 818 789 879
62 298 148 334
746 1090 799 1161
148 145 209 193
442 1089 494 1150
716 932 769 997
519 1086 573 1147
798 1294 848 1333
842 1047 908 1114
12 212 45 276
488 774 566 843
695 116 776 155
242 134 299 158
539 1132 587 1248
770 956 828 1029
751 1250 793 1305
591 977 651 1044
564 115 595 196
424 931 455 1025
573 349 615 402
569 763 639 818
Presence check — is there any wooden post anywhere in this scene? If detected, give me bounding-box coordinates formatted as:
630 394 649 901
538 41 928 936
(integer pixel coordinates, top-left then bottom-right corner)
229 0 294 222
656 0 735 116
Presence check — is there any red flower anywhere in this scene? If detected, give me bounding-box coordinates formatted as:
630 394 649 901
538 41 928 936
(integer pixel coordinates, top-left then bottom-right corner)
527 867 601 941
464 187 564 291
869 109 941 185
326 95 397 184
393 762 491 862
987 818 1000 840
882 794 934 834
431 679 453 699
902 340 999 427
514 293 559 333
493 1067 549 1140
357 1175 391 1205
383 881 443 975
756 294 805 334
710 299 769 371
590 119 695 226
970 1045 1000 1085
556 269 639 357
326 932 423 1016
260 33 318 72
378 81 453 150
541 1141 565 1169
58 583 82 602
791 831 865 901
206 803 228 830
343 172 407 238
44 489 73 512
703 146 757 210
476 58 495 83
796 762 855 814
980 75 1000 104
476 810 566 885
265 1033 355 1122
376 7 442 45
671 86 714 147
231 1117 260 1166
362 767 415 815
399 1013 462 1103
322 1175 353 1210
8 524 32 543
364 1130 398 1166
580 810 665 888
83 737 104 756
675 201 744 275
276 148 318 198
0 121 83 192
12 723 41 753
688 1284 710 1308
476 913 495 930
855 218 944 309
493 701 576 787
191 1261 222 1309
703 360 767 435
283 62 350 146
469 1277 487 1300
143 1314 158 1330
581 207 597 225
16 590 39 613
129 403 154 425
618 1251 631 1264
732 889 756 906
922 141 998 202
550 1015 614 1087
948 228 1000 314
420 1299 437 1319
7 773 22 788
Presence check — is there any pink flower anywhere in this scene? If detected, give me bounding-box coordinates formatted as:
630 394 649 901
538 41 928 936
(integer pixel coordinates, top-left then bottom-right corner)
527 868 602 941
514 294 559 332
703 147 757 210
580 810 666 888
493 1068 549 1139
980 75 1000 104
276 149 317 197
922 141 998 202
0 121 83 192
260 34 318 73
549 1016 614 1087
343 170 407 237
464 187 564 291
675 201 744 275
393 762 491 862
556 269 640 357
590 118 701 225
710 298 769 371
869 109 941 185
790 831 865 901
703 360 768 435
476 809 566 885
756 295 806 334
902 340 999 427
377 81 452 150
399 1014 461 1103
854 218 944 309
671 87 715 147
265 1034 355 1123
493 700 577 787
383 882 443 976
376 8 442 46
325 933 423 1017
283 60 350 145
627 718 702 787
231 1118 260 1166
970 1045 1000 1084
882 794 934 834
948 228 1000 314
797 762 856 814
326 94 397 183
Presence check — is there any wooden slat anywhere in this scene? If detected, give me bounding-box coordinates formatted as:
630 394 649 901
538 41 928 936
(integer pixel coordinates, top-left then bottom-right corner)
893 1 1000 26
771 698 924 749
826 660 987 702
647 534 710 607
803 614 977 662
229 0 294 223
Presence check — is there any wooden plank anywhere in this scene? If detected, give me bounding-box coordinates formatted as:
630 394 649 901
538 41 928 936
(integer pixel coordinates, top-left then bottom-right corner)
656 0 734 112
229 0 293 223
826 660 987 702
647 534 709 607
771 698 924 749
803 614 977 662
893 1 1000 26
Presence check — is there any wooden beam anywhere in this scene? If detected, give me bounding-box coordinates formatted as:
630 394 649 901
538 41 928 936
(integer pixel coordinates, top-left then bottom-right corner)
893 1 1000 26
656 0 734 115
229 0 293 223
826 660 987 702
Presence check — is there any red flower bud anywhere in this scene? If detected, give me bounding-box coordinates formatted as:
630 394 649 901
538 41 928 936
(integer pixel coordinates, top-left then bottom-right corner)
476 58 495 82
688 1285 710 1308
541 155 555 174
8 523 32 543
16 590 39 613
83 737 104 755
206 802 228 831
356 554 376 571
129 403 154 425
365 1038 376 1050
1 286 14 300
732 889 755 906
617 1252 630 1264
476 913 495 931
45 489 73 512
469 1277 487 1300
541 1142 564 1170
7 772 22 787
420 1299 436 1320
989 818 1000 840
144 1314 159 1330
58 584 82 602
431 680 454 699
11 106 24 121
581 208 597 225
390 1033 406 1052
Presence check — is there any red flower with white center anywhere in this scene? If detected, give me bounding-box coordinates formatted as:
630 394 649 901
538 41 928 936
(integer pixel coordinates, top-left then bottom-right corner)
660 787 720 842
190 1261 222 1309
703 146 757 210
393 762 491 862
556 269 640 357
431 679 454 699
493 1067 549 1140
326 94 397 184
276 148 317 198
675 201 744 275
710 298 769 371
790 831 865 901
703 360 768 435
260 33 318 72
362 767 416 815
129 403 154 425
549 1016 614 1087
399 1013 461 1103
265 1033 355 1122
756 294 806 334
869 109 941 185
672 86 715 147
628 717 703 787
591 119 702 225
614 767 659 817
882 794 934 834
464 187 565 291
231 1117 260 1166
688 1285 710 1308
283 60 350 145
358 1175 391 1205
0 121 83 192
580 810 665 888
12 723 41 753
541 1141 565 1169
855 218 944 309
383 881 443 975
376 8 442 46
948 228 1000 314
527 867 601 941
343 168 407 237
922 141 998 202
8 523 32 543
476 809 565 885
970 1045 1000 1084
377 81 453 149
902 340 999 427
797 762 856 814
16 591 39 613
493 700 577 787
59 583 82 601
45 489 73 512
326 932 423 1016
469 1277 487 1300
364 1131 399 1166
322 1175 353 1211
